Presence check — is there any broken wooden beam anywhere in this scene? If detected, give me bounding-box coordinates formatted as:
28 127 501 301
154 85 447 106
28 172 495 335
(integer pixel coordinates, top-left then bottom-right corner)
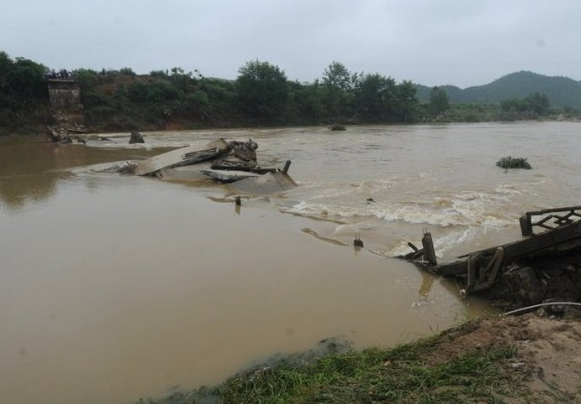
283 160 291 174
520 205 581 236
421 230 437 266
400 209 581 296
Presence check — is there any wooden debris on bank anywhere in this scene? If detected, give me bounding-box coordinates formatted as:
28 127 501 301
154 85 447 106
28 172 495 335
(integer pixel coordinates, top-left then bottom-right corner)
399 206 581 308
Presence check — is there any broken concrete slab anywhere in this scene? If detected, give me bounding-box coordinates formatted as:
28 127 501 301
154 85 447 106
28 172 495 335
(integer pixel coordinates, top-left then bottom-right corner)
135 138 230 176
201 169 261 182
227 171 297 194
156 162 213 181
105 137 297 195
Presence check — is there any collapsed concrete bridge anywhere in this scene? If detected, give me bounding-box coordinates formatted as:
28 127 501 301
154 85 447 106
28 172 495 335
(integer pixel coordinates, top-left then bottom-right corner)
46 78 86 141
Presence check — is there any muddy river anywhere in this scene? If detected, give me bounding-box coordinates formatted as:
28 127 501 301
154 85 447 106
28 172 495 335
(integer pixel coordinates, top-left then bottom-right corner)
1 122 580 404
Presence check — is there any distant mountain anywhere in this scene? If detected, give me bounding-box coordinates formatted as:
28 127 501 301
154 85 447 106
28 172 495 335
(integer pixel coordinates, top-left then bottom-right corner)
415 71 581 108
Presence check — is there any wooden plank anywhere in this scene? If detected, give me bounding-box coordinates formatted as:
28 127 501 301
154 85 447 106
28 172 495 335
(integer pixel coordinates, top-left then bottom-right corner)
525 205 581 216
436 260 469 276
436 221 581 277
135 139 229 176
493 222 581 260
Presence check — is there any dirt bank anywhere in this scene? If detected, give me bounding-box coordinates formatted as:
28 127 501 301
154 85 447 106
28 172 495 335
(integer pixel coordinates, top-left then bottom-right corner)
433 312 581 403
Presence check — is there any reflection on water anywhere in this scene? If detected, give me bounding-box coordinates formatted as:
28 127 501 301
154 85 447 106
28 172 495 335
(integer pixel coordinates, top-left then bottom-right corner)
418 270 436 298
1 123 580 404
0 143 65 211
0 141 171 213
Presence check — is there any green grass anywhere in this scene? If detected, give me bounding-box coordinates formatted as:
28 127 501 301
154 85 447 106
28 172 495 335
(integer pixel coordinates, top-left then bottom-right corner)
214 344 514 404
137 320 525 404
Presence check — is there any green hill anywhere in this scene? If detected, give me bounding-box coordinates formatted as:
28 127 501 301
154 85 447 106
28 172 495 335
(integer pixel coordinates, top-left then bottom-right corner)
416 71 581 108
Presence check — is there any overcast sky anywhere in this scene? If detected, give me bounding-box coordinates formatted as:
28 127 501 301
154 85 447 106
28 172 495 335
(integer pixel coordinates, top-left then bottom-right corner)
2 0 580 88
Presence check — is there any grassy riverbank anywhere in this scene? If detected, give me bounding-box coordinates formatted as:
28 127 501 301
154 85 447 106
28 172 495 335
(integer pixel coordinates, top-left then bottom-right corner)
135 313 581 404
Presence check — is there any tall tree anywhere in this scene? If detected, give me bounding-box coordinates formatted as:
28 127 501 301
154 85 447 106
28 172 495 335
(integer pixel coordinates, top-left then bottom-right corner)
0 54 47 100
287 80 324 122
501 92 550 116
0 52 14 105
321 61 356 117
393 81 419 122
322 61 354 92
525 92 549 115
429 86 450 116
354 73 396 120
235 60 289 118
0 51 13 81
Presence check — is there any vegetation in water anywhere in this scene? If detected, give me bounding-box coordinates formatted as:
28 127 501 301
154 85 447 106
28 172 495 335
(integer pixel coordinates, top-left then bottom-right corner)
496 156 532 169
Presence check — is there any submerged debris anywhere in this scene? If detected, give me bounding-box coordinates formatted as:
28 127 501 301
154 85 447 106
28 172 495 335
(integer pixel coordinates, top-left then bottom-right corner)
46 125 81 145
99 161 139 175
134 139 230 176
328 124 346 131
129 131 145 144
100 138 297 193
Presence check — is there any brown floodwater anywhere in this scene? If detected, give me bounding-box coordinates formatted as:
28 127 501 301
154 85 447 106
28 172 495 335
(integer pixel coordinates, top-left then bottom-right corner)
1 122 580 404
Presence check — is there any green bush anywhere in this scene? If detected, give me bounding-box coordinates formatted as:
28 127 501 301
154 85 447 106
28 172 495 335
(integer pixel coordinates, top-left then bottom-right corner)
191 90 209 105
496 156 532 169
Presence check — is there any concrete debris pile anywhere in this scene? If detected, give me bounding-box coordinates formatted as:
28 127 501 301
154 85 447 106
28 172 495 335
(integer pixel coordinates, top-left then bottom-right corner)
47 127 148 145
112 138 297 194
46 124 87 144
101 161 139 175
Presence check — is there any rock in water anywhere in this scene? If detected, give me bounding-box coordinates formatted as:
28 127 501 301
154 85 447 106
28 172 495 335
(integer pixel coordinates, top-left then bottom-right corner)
129 131 145 144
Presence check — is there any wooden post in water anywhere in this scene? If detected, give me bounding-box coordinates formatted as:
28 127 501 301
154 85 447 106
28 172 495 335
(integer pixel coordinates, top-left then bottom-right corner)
421 230 437 266
520 213 533 236
283 160 291 174
354 234 364 248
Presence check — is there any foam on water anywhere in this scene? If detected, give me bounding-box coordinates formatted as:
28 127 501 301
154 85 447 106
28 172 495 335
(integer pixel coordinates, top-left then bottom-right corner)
277 179 517 229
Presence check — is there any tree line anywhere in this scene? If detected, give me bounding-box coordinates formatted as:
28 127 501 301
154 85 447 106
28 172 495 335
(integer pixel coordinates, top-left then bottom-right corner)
0 50 568 135
77 60 423 131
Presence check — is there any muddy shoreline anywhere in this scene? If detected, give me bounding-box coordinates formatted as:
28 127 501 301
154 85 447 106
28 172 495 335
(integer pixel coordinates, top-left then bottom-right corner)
132 311 581 404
